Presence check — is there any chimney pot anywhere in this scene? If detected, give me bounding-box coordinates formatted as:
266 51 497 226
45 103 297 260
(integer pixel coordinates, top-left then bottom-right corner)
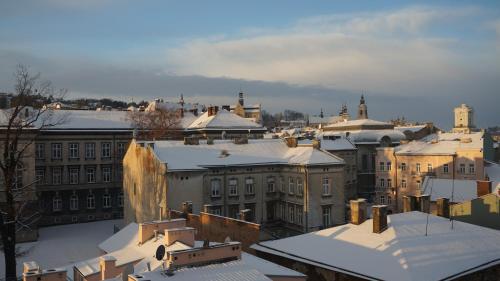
372 205 388 234
350 199 367 225
476 180 492 197
436 198 450 218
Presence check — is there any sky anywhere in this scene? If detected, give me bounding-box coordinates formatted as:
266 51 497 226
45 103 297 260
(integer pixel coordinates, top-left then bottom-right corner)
0 0 499 129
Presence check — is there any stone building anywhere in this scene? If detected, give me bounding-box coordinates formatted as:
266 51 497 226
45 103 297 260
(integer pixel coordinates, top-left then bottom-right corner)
35 110 133 226
375 131 495 212
229 92 262 124
321 98 406 201
452 103 476 133
123 138 346 233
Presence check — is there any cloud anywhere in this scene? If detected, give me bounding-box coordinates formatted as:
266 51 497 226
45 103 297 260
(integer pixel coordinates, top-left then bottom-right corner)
164 6 497 96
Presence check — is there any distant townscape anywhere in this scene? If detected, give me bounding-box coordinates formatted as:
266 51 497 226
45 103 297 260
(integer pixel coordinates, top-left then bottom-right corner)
1 87 499 281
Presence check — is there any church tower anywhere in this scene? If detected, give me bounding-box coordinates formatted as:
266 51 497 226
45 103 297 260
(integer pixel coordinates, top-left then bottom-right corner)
452 104 475 133
357 95 368 119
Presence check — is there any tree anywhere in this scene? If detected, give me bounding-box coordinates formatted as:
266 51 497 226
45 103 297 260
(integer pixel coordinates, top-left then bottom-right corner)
127 107 181 140
0 65 66 281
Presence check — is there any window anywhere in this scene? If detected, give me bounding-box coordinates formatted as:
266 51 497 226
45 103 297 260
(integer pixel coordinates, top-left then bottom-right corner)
36 143 45 160
70 194 79 210
387 179 392 188
322 177 330 195
85 143 95 159
297 177 303 196
416 163 421 173
211 179 221 197
288 177 295 194
469 164 475 174
379 162 385 171
86 167 96 183
101 142 111 158
52 167 62 185
69 168 79 184
386 162 392 171
87 193 95 209
416 180 421 189
388 196 392 205
35 169 45 184
102 167 112 183
401 179 407 188
297 206 303 225
459 164 465 174
69 143 79 159
51 143 62 160
401 163 406 171
322 206 331 228
53 195 62 212
380 178 385 187
362 154 368 170
427 163 433 172
245 178 255 195
228 179 238 196
280 203 286 220
288 205 295 223
117 142 126 157
267 177 275 192
103 193 111 208
380 195 386 204
443 164 449 173
280 177 285 192
118 192 124 207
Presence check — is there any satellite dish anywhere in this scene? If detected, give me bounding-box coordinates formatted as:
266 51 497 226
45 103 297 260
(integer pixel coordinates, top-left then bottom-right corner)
155 245 166 261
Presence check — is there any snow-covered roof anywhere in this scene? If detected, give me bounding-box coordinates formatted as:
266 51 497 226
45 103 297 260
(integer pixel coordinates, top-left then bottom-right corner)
324 118 392 128
252 211 500 281
149 139 345 171
485 161 500 190
186 109 264 131
394 132 484 155
45 110 133 130
299 137 356 151
323 129 406 144
0 219 122 278
395 125 426 133
421 177 478 203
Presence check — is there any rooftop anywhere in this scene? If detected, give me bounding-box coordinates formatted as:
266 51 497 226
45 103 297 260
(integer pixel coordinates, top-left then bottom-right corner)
393 132 484 155
186 109 265 131
324 118 392 128
252 211 500 281
148 139 345 171
421 177 478 203
323 129 406 144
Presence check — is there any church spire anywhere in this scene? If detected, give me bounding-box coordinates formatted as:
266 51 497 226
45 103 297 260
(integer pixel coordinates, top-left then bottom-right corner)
357 94 368 119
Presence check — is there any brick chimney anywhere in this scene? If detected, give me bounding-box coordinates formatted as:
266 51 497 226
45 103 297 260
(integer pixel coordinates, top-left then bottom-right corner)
165 227 195 247
182 201 193 215
350 199 367 225
239 209 251 221
436 198 450 218
403 195 417 212
138 219 187 244
207 106 219 117
477 180 492 197
285 137 298 148
416 194 430 213
166 242 241 270
372 205 388 234
312 139 321 149
23 262 67 281
100 256 120 280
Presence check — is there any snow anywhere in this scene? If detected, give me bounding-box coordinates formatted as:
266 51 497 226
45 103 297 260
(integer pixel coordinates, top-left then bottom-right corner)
150 139 345 171
187 110 263 130
322 129 406 144
395 132 484 155
252 212 500 281
421 177 478 203
301 137 356 151
324 118 392 128
0 219 122 276
485 161 500 191
42 110 133 130
395 125 426 133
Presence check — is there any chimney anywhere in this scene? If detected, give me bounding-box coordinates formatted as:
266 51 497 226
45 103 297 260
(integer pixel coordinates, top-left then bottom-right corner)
165 227 195 247
416 194 430 213
233 137 248 145
312 139 321 149
436 198 450 218
166 242 241 270
138 219 187 244
100 256 119 280
183 137 199 145
203 204 212 213
403 195 417 212
477 180 492 197
372 205 388 234
239 209 251 221
350 199 367 225
182 201 193 215
23 262 67 281
207 106 214 117
285 137 298 148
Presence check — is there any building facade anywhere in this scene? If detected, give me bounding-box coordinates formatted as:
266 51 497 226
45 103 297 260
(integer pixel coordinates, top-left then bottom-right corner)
229 92 262 124
123 138 346 233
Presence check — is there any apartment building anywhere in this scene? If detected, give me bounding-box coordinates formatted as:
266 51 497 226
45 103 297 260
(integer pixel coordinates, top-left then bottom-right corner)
375 131 495 212
35 110 133 225
123 138 346 233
